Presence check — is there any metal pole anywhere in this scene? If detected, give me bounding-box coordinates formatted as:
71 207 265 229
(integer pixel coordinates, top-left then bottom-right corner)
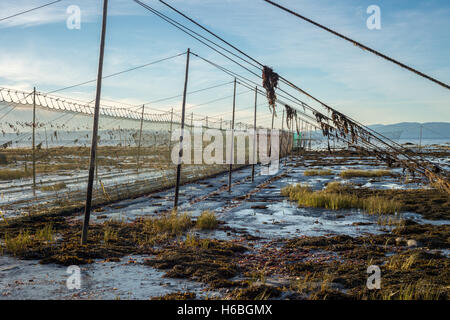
81 0 108 245
32 87 36 195
137 104 145 171
228 78 237 193
251 86 257 182
174 48 190 210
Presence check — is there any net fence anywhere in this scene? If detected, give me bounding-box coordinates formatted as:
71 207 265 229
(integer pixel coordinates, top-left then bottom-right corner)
0 87 296 218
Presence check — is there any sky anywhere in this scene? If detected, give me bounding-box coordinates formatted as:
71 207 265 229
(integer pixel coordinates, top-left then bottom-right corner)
0 0 449 127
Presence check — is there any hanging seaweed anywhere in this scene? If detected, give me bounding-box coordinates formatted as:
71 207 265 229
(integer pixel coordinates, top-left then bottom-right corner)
262 66 279 113
285 104 296 130
1 141 12 149
295 114 300 135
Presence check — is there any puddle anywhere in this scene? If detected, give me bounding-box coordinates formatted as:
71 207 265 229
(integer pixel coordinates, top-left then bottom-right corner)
0 255 217 300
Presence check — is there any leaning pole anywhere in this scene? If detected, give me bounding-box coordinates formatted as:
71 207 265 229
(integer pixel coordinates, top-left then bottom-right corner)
81 0 109 245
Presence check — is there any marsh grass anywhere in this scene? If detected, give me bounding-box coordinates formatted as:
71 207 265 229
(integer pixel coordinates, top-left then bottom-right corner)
292 272 339 300
195 210 218 230
144 211 193 235
380 280 445 300
4 231 32 256
104 226 119 243
304 169 333 176
40 182 67 192
281 183 402 214
184 233 213 249
362 196 402 215
0 169 32 180
3 222 55 256
339 169 394 179
386 252 419 271
35 224 54 242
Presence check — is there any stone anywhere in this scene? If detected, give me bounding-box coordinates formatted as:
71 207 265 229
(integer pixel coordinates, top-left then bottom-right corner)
407 239 418 247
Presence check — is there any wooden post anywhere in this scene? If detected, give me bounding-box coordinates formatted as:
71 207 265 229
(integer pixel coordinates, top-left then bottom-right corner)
136 104 145 171
251 86 257 182
44 127 48 150
300 119 303 149
291 121 294 154
168 107 173 159
190 112 193 127
81 0 108 245
228 78 237 193
32 87 36 195
268 106 275 158
174 48 190 210
95 148 98 183
280 108 285 161
419 124 423 151
308 124 312 151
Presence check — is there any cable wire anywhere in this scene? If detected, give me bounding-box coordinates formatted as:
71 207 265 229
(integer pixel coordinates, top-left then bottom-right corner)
263 0 450 90
0 0 63 23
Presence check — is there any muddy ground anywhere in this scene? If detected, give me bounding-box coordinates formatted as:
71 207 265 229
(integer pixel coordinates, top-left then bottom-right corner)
0 149 449 300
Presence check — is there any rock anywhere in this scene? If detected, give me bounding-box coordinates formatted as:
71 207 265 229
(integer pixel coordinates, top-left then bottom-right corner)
407 239 418 247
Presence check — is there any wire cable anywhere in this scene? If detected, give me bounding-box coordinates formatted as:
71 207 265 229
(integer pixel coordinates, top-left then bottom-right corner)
263 0 450 90
0 0 63 23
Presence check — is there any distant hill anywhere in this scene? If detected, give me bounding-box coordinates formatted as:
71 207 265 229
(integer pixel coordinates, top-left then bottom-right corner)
368 122 450 140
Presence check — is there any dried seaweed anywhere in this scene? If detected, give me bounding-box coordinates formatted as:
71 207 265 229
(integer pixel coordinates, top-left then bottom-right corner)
262 66 279 113
285 104 296 130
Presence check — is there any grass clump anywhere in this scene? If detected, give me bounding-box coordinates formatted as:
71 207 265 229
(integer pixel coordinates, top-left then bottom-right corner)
104 226 119 243
339 169 394 179
195 210 218 230
380 280 446 300
362 196 402 215
281 183 402 214
0 169 32 180
386 252 422 272
3 224 55 256
35 224 55 242
144 211 193 236
184 233 215 249
304 169 333 176
40 182 67 192
4 231 33 256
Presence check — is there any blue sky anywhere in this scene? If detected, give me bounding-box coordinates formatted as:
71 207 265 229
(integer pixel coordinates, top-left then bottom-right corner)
0 0 449 127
